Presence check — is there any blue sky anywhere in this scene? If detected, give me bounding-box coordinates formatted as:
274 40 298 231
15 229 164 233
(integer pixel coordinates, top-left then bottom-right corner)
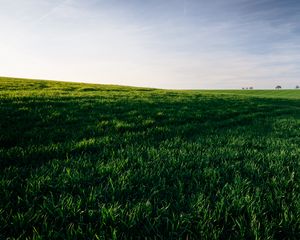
0 0 300 89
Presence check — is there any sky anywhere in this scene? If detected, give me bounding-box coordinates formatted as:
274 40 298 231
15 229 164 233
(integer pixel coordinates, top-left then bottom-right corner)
0 0 300 89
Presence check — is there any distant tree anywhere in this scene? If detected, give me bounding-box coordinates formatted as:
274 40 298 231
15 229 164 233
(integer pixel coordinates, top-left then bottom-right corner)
296 85 299 89
275 85 282 90
242 87 245 90
249 87 253 90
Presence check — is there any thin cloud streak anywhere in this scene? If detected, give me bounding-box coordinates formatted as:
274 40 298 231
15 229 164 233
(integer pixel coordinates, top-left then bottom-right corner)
36 0 73 23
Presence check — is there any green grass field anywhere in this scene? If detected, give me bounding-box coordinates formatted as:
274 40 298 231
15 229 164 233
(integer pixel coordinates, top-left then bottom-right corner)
1 77 300 239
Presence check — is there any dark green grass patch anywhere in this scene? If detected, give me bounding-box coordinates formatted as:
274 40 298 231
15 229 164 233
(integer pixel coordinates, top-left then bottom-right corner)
0 77 300 239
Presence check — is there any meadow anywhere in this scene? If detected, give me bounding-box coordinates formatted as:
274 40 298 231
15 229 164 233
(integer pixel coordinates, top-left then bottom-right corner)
0 77 299 239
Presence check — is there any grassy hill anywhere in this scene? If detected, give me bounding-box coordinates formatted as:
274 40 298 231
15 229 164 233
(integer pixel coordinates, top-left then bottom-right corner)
1 77 300 239
198 89 300 99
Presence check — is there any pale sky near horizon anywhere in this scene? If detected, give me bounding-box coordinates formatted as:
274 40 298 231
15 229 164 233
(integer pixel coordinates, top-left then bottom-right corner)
0 0 300 89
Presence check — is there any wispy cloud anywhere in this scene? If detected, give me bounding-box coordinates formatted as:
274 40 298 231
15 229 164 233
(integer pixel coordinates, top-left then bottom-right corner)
36 0 73 23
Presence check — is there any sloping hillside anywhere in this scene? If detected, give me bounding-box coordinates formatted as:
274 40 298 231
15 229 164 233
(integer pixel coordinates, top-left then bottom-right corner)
1 77 300 239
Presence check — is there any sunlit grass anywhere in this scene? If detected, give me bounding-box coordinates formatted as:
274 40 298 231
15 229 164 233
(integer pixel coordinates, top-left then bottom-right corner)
1 77 300 239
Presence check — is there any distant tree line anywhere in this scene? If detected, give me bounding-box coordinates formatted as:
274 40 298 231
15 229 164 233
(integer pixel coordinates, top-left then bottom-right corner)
242 87 253 90
275 85 299 89
242 85 299 90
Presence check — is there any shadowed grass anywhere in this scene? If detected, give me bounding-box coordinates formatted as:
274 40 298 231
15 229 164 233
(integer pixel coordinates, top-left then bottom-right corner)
0 77 300 239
